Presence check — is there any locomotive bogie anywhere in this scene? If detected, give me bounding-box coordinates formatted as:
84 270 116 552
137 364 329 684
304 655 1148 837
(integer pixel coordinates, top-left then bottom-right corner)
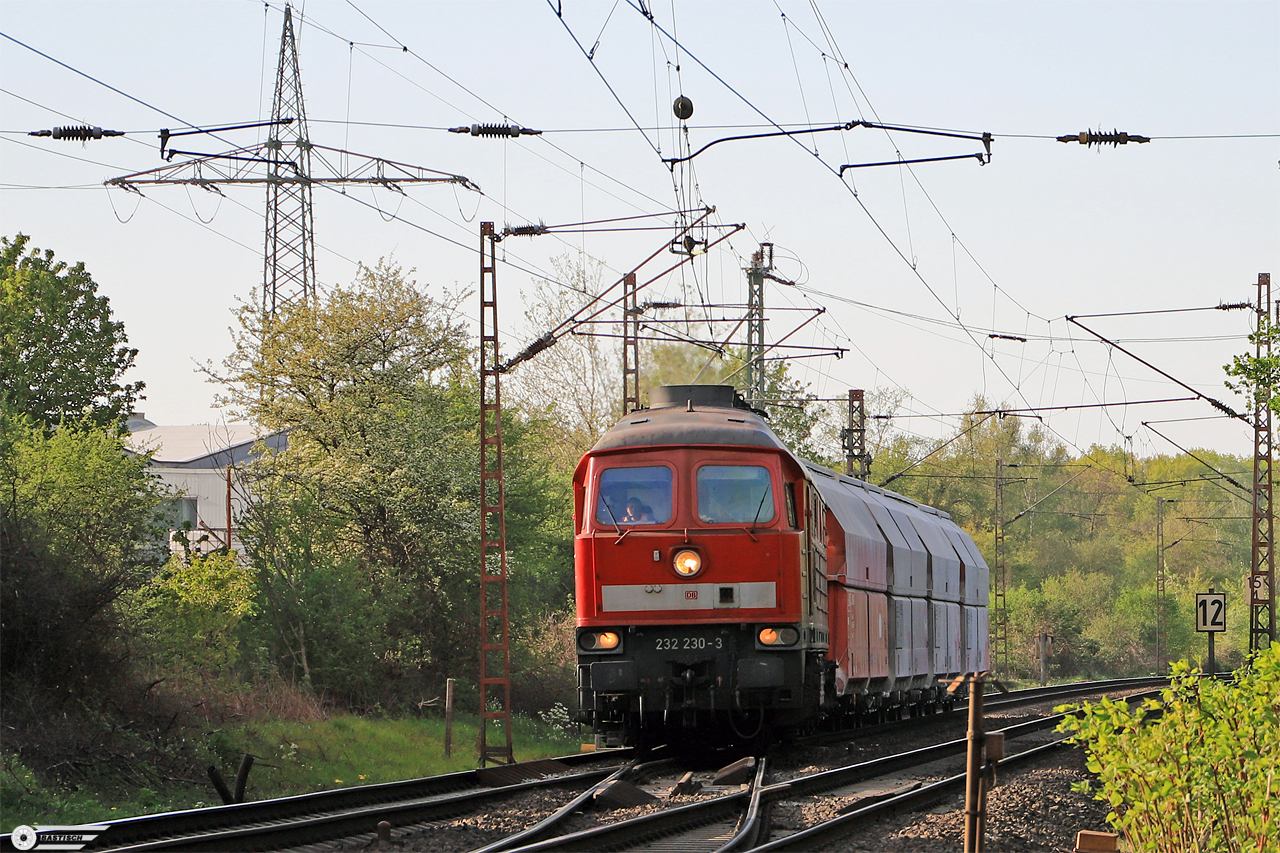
575 622 827 746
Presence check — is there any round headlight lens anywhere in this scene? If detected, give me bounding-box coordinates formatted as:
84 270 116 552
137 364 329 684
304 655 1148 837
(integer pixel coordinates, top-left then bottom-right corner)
672 549 702 577
580 631 621 651
758 626 800 646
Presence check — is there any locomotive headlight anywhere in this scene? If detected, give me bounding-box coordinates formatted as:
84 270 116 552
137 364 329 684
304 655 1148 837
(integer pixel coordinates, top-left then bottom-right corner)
672 549 702 577
579 630 622 652
758 626 800 646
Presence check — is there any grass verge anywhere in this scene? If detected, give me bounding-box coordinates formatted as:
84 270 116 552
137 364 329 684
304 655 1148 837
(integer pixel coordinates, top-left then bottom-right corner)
2 710 586 834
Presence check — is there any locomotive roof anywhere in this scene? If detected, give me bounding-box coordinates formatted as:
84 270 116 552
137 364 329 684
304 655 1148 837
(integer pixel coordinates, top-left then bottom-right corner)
590 385 791 454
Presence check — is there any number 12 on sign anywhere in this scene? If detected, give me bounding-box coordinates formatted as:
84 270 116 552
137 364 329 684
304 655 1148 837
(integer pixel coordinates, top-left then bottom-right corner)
1196 592 1226 633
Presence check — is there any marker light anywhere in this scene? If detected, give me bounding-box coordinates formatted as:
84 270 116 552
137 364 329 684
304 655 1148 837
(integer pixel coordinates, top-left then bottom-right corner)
580 631 621 651
758 626 800 646
673 549 702 577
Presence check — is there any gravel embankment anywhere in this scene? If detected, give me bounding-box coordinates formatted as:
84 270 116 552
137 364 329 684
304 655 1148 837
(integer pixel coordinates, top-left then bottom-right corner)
805 747 1115 852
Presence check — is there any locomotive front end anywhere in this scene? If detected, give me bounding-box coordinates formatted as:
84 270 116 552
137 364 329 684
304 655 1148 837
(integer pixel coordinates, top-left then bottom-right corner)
573 386 832 747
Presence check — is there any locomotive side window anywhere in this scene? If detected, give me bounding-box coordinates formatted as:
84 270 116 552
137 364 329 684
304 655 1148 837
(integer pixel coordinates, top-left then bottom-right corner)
697 465 775 525
596 466 673 525
785 483 798 528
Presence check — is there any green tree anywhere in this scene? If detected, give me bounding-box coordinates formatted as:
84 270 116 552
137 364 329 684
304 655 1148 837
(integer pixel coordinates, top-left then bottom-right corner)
0 416 165 700
1224 312 1279 416
222 262 572 709
0 413 172 794
1 235 143 431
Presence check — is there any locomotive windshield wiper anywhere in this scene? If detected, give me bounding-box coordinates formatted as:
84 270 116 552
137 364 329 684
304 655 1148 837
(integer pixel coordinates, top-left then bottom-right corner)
599 498 624 537
748 488 771 534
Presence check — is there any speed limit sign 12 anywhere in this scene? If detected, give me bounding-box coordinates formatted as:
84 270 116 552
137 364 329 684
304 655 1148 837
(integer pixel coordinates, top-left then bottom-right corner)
1196 592 1227 633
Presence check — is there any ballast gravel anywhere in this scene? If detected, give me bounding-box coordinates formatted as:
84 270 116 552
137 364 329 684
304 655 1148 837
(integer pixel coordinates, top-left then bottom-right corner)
801 747 1115 852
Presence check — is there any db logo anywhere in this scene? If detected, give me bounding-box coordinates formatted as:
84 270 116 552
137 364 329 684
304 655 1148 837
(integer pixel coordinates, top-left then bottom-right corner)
684 590 698 600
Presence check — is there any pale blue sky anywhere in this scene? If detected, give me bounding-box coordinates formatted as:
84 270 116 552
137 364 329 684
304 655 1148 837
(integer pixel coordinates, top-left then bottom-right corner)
2 1 1276 459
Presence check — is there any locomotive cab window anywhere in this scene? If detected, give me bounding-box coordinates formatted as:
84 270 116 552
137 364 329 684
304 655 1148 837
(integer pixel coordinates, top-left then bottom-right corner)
596 466 673 526
696 465 775 525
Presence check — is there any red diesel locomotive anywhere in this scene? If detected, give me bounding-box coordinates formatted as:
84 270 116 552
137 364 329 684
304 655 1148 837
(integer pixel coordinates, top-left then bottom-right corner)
574 385 989 747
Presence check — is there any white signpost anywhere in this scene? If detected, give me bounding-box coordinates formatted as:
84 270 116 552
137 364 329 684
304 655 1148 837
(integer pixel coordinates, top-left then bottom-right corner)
1196 589 1226 676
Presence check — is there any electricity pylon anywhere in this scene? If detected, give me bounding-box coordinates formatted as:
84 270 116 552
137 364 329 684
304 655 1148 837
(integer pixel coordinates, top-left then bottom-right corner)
107 4 476 320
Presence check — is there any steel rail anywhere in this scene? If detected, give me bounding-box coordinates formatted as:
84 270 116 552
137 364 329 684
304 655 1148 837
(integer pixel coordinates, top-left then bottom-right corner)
99 768 616 852
752 689 1165 851
500 788 749 853
490 682 1164 853
806 675 1167 746
63 750 630 852
751 736 1070 851
470 757 678 853
497 759 767 853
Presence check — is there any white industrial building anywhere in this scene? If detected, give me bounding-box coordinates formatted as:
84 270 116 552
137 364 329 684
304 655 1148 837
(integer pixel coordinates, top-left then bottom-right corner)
125 415 287 556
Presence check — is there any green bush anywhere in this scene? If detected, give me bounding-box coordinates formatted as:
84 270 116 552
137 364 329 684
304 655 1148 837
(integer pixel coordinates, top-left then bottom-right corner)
1057 643 1280 852
129 552 255 684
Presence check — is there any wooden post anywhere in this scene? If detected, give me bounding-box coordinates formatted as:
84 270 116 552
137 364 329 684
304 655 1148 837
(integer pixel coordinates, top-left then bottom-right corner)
444 678 455 757
1037 632 1050 686
964 676 986 853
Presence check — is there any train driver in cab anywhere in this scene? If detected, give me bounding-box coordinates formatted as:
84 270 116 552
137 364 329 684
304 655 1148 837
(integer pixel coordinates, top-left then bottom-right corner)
621 497 654 524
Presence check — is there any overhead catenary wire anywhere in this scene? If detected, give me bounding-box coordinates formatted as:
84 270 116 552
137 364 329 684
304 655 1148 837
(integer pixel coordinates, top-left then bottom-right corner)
272 0 675 218
620 4 1057 418
7 4 1259 466
0 30 245 151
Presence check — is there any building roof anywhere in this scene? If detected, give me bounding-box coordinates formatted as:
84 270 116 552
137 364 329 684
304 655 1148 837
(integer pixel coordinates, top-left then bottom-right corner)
125 420 286 468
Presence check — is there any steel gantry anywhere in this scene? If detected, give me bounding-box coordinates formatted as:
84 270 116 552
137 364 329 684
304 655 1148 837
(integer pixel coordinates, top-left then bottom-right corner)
844 389 870 479
1251 272 1276 654
1156 497 1171 672
622 273 640 414
745 244 772 410
261 4 315 317
991 460 1009 677
478 222 514 766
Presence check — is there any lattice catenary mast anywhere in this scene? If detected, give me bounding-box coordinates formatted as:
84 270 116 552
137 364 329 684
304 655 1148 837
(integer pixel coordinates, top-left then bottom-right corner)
1251 272 1275 654
991 460 1009 677
477 222 514 766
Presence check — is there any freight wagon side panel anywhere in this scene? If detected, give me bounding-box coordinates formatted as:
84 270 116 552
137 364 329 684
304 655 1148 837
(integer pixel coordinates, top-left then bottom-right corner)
807 468 887 591
910 506 963 603
832 584 872 685
858 492 927 596
867 591 889 680
912 597 931 678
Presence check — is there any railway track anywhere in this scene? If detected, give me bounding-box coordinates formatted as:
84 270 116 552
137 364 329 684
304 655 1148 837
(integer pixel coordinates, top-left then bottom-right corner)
33 750 632 853
804 674 1166 746
0 677 1166 853
487 680 1164 853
